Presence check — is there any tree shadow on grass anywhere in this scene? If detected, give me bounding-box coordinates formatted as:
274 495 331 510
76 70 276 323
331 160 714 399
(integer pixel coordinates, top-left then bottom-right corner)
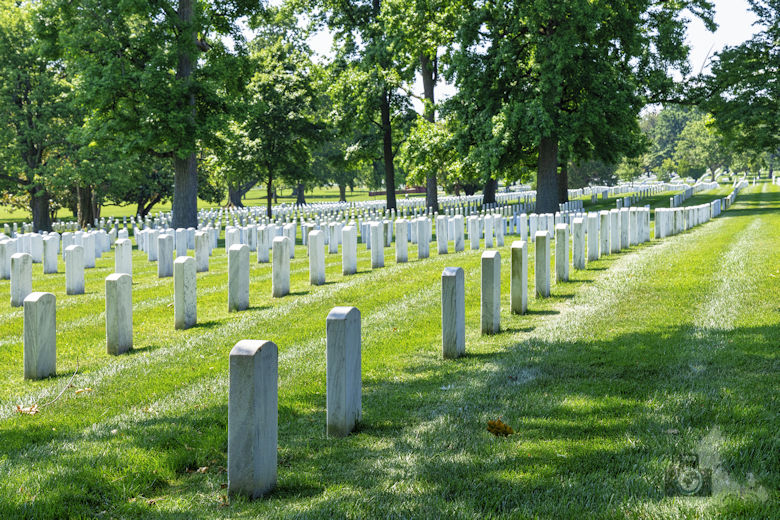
3 323 777 519
190 320 221 330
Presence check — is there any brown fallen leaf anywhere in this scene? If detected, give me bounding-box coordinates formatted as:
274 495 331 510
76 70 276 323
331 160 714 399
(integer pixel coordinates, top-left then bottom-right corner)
75 388 92 394
487 419 514 437
16 404 39 415
196 466 208 473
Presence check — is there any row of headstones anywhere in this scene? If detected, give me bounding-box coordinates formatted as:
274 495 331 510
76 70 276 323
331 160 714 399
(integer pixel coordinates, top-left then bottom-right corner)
18 269 133 380
223 208 653 498
0 228 117 282
2 203 653 310
654 200 724 238
17 187 743 427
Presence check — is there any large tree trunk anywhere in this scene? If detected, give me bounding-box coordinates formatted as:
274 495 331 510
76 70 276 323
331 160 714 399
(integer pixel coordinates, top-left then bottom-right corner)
30 186 52 232
420 52 438 212
266 171 274 218
171 0 198 229
380 89 397 211
536 136 559 214
172 154 198 228
136 192 162 219
482 177 498 205
228 180 257 208
295 183 306 205
338 184 347 202
77 185 96 228
558 161 569 203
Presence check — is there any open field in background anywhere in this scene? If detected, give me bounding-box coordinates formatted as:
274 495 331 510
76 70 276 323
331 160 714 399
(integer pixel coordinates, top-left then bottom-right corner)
0 187 420 225
0 181 741 226
0 181 777 518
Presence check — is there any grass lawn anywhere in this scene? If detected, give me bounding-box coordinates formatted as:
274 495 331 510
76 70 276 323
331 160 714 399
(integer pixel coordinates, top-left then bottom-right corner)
0 181 776 519
0 186 422 226
0 182 729 226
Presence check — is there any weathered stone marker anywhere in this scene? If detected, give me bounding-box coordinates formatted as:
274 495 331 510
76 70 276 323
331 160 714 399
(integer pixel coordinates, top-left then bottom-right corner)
105 273 133 355
326 307 362 437
572 218 585 270
599 211 611 256
341 226 357 275
0 239 14 280
481 250 501 334
436 215 449 255
610 209 620 253
174 257 197 330
587 213 599 262
417 219 430 259
395 220 408 263
23 292 56 379
468 217 480 250
535 231 551 298
228 244 250 312
11 252 33 307
620 208 630 249
555 223 569 282
308 230 326 285
441 267 466 358
454 215 465 252
272 236 291 297
228 340 278 498
484 216 494 248
83 233 96 269
64 245 85 295
43 236 58 274
157 234 174 278
176 228 188 257
115 238 132 275
195 231 210 272
510 240 528 314
370 223 384 268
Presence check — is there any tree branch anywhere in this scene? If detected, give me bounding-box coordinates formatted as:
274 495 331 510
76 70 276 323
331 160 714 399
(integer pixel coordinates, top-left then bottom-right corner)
0 172 29 186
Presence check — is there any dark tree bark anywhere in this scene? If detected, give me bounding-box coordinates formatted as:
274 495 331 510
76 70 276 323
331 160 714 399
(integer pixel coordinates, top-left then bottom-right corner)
295 183 306 205
536 136 559 214
77 185 96 228
171 0 199 229
420 52 438 212
462 183 479 196
339 184 347 202
30 186 52 232
482 177 498 205
266 171 274 218
228 180 257 208
136 192 162 218
380 89 397 210
558 161 569 203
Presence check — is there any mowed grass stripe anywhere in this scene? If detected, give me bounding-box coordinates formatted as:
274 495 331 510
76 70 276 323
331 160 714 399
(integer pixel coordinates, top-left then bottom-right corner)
1 182 775 519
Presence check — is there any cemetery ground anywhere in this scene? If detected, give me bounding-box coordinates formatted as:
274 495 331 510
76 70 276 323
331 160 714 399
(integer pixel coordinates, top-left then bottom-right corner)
0 187 400 226
0 182 778 519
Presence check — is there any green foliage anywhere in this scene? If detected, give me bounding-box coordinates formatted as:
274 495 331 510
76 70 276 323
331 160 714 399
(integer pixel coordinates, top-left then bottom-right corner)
398 117 460 187
641 106 699 171
699 0 779 155
204 6 324 212
674 113 732 180
442 0 713 207
0 0 73 228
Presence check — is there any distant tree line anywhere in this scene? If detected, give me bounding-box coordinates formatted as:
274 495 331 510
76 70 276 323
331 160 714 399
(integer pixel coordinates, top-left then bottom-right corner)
0 0 776 230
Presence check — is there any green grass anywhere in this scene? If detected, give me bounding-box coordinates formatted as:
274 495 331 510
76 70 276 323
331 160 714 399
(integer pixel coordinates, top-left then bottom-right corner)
0 182 777 519
0 182 727 226
0 186 423 225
